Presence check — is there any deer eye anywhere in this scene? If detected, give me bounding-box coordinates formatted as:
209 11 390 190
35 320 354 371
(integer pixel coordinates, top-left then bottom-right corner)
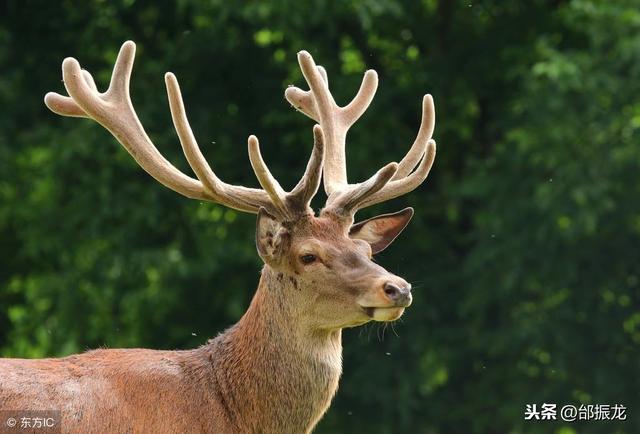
300 254 317 264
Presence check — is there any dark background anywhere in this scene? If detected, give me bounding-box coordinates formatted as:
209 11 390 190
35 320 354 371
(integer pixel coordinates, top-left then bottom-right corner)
1 1 638 433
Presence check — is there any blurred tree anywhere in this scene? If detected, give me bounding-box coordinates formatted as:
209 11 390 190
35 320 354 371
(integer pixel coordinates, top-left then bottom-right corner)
0 0 637 433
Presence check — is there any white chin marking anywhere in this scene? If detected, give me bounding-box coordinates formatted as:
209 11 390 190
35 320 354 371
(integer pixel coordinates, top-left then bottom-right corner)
371 307 405 322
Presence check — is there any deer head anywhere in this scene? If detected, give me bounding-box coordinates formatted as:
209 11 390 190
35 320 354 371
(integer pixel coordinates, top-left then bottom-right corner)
44 41 436 331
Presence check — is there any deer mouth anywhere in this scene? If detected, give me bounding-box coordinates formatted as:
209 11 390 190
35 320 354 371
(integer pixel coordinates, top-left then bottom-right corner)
362 306 406 322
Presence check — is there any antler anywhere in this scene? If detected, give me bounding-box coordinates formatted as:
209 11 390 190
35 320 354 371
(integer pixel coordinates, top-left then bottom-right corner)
285 51 436 216
44 41 323 221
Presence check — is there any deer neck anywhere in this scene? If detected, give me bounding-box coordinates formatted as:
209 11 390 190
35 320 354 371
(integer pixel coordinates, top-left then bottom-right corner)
199 266 342 433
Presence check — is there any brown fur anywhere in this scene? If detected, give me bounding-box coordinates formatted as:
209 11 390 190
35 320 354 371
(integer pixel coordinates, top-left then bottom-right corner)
0 212 412 433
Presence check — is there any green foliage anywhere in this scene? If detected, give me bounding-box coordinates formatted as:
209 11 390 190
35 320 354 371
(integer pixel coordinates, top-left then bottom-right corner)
0 1 638 432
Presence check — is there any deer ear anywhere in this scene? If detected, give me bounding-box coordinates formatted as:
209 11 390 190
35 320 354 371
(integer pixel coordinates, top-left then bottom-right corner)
349 207 414 254
256 208 288 262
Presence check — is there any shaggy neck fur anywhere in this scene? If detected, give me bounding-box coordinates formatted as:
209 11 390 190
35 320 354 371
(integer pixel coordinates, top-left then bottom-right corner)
194 266 343 433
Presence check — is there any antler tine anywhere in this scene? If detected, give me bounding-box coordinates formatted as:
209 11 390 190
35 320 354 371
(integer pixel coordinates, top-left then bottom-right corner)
247 135 290 219
164 73 274 214
394 94 435 179
288 125 325 211
341 69 378 126
285 86 318 121
105 40 135 100
327 162 398 214
360 139 436 209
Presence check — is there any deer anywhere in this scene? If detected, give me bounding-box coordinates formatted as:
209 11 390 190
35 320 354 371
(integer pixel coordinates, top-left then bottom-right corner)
0 41 436 434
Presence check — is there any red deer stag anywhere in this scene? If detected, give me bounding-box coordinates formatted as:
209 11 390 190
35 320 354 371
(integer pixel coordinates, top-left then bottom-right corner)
0 41 436 433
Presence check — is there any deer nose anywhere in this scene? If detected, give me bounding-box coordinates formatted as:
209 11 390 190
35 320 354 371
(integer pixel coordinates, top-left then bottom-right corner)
383 282 412 306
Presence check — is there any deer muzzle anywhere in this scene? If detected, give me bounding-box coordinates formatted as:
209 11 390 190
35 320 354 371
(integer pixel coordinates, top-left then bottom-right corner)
359 277 412 322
